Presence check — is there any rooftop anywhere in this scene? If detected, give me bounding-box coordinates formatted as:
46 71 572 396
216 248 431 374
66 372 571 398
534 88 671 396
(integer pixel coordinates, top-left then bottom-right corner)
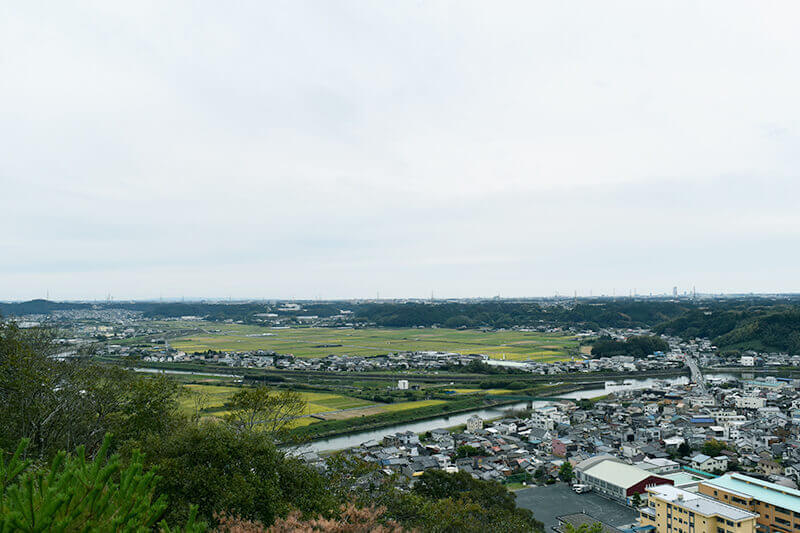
648 485 757 521
583 460 659 488
702 473 800 514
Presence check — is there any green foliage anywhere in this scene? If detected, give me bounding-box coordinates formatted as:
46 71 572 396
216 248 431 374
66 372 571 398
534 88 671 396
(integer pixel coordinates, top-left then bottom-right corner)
656 306 800 352
225 385 306 439
701 439 728 457
0 434 203 532
678 442 693 457
558 461 573 482
564 522 603 533
631 492 642 508
141 421 336 526
356 301 688 329
456 445 483 458
590 335 669 358
0 322 182 459
395 470 544 532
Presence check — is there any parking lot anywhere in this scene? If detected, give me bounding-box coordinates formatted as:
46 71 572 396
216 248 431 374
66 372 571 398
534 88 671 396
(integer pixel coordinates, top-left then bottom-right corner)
515 483 639 531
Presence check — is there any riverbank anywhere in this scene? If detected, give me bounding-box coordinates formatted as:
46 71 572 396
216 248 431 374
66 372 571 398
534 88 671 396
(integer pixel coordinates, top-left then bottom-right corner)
289 396 507 441
290 381 603 443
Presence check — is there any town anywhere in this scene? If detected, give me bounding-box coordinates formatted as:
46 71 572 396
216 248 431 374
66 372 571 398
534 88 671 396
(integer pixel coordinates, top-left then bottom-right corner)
298 368 800 533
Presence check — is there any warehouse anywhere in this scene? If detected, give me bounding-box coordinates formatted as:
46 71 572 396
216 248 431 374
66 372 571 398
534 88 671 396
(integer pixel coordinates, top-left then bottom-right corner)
577 459 674 505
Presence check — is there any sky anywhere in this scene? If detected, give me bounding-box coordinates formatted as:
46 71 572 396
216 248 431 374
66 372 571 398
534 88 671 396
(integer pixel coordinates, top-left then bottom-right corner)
2 1 800 301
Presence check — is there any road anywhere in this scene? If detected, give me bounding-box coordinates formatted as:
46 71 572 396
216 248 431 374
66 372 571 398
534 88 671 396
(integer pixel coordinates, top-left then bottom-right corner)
685 354 707 394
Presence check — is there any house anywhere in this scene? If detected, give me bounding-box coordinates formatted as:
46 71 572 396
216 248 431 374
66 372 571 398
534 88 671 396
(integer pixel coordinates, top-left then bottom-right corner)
552 437 577 457
690 453 728 473
758 458 783 476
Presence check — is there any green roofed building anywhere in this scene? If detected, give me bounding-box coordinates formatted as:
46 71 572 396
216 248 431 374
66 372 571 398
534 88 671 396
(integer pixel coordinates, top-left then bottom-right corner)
699 473 800 533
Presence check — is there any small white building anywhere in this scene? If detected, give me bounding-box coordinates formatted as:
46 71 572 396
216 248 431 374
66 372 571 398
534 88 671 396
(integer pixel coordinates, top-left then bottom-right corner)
466 415 483 432
735 396 766 409
690 454 728 472
397 379 409 390
741 355 755 366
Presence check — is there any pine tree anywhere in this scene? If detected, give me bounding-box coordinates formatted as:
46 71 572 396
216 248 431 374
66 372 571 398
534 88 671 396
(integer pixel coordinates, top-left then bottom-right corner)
0 433 203 532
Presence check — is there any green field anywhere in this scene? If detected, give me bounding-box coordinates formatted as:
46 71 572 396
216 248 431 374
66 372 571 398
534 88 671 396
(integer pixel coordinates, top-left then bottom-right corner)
180 384 375 418
161 323 577 361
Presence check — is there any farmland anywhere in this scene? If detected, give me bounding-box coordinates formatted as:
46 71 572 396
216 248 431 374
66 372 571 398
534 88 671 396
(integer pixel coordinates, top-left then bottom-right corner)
152 322 578 362
178 383 473 430
180 384 375 418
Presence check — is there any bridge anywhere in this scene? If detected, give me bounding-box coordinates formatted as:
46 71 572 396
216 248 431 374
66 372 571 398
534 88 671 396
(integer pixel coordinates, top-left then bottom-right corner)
685 355 707 394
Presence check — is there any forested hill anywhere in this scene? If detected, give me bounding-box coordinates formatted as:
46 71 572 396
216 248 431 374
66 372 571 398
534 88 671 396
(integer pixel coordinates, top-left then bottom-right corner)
0 299 91 315
355 301 689 329
655 306 800 353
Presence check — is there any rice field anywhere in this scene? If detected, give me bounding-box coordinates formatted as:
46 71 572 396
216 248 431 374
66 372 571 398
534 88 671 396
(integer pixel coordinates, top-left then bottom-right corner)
180 384 374 418
444 388 514 395
179 384 451 426
163 322 577 361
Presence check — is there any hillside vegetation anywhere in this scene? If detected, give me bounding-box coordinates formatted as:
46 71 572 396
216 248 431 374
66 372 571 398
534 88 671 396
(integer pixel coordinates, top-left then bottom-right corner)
655 306 800 353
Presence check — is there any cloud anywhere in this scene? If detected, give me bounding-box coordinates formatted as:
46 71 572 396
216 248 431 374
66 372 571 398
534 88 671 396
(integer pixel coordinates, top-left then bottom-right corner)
1 1 799 299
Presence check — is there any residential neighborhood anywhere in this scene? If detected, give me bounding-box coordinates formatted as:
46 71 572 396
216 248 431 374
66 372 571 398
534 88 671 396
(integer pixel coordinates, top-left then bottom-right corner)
299 371 800 533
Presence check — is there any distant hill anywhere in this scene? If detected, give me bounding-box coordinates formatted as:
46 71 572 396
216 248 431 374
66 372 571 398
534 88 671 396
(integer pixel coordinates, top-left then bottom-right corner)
356 300 690 329
655 306 800 353
0 299 91 316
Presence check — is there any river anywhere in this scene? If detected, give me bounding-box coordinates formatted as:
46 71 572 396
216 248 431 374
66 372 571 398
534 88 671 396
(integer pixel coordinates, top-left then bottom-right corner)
133 367 244 378
302 374 709 453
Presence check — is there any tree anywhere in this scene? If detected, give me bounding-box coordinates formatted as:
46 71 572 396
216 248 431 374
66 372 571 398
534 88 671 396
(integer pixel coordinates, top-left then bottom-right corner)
701 439 727 457
558 462 574 482
456 445 482 458
631 492 642 508
563 523 603 533
396 470 544 532
226 386 306 439
0 434 204 531
142 421 335 526
678 442 692 457
0 323 183 459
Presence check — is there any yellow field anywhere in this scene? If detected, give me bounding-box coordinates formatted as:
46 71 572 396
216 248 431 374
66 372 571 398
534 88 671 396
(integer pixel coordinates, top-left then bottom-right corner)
445 388 513 395
180 384 374 417
381 399 446 412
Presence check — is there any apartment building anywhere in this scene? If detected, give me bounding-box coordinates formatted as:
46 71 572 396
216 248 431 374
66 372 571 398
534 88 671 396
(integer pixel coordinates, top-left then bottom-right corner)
699 473 800 533
641 485 758 533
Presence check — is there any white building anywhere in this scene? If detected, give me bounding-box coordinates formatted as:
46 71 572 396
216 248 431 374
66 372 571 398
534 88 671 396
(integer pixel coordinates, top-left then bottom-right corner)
690 454 728 472
638 457 681 474
740 355 755 366
397 379 409 390
735 396 766 409
466 415 483 432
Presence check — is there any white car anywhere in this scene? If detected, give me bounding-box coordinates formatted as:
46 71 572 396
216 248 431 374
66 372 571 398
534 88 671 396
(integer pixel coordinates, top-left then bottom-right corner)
572 484 591 493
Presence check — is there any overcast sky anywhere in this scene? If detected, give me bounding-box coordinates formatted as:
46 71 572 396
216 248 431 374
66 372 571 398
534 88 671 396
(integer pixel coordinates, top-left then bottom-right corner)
2 1 799 301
